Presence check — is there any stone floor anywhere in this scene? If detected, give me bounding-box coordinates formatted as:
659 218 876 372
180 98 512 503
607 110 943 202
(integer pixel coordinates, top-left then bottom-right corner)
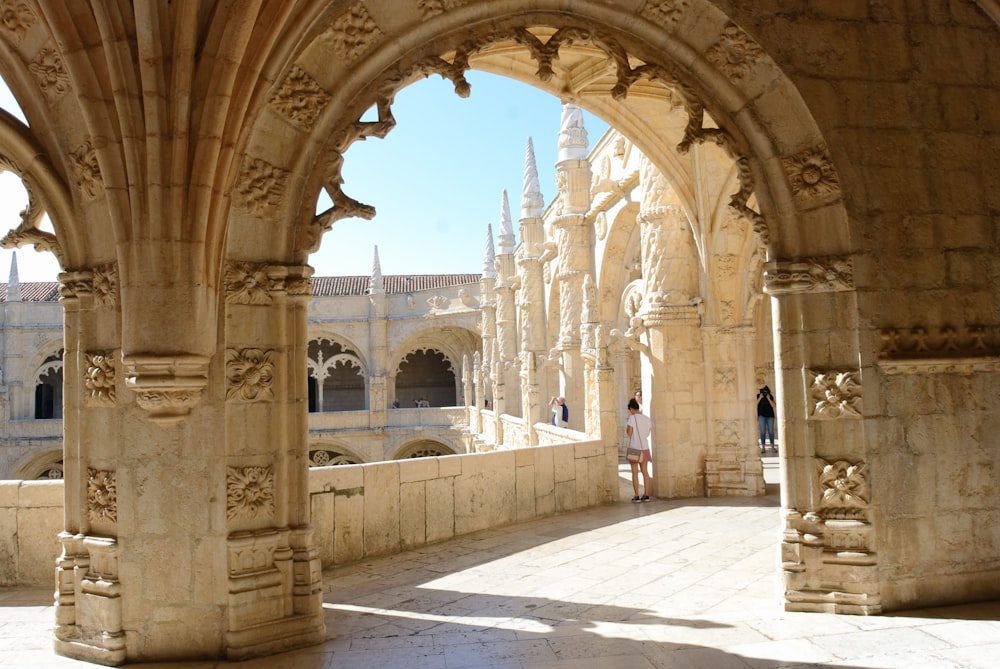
2 454 999 668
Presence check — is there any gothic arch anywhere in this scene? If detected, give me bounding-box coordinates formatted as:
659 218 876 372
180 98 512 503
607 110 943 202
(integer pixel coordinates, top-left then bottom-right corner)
394 439 457 460
12 447 64 479
230 1 851 270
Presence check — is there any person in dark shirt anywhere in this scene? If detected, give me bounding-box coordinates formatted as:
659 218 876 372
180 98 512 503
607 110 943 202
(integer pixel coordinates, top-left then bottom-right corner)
756 385 776 453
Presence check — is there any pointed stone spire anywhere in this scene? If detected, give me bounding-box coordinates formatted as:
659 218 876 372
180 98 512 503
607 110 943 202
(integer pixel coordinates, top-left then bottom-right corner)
557 103 589 162
482 223 496 279
521 137 544 219
7 251 20 302
369 245 384 294
497 189 515 255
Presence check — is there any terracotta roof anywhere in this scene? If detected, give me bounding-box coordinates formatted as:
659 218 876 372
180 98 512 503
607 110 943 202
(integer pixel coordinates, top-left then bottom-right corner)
311 275 482 296
0 275 483 302
0 282 60 302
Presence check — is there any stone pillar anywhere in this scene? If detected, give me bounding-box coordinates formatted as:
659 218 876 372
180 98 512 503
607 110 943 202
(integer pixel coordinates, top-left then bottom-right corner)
369 249 388 426
221 263 326 656
55 264 124 663
702 326 765 496
552 104 594 429
516 138 552 438
55 260 325 664
637 160 706 497
495 190 520 422
765 257 879 614
479 228 498 445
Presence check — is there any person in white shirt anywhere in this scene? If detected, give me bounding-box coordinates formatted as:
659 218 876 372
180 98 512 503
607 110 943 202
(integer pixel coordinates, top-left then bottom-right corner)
625 398 653 502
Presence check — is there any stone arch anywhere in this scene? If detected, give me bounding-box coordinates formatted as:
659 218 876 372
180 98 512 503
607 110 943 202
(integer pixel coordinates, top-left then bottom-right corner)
13 446 64 480
394 439 457 460
306 335 367 412
307 441 363 467
231 1 850 270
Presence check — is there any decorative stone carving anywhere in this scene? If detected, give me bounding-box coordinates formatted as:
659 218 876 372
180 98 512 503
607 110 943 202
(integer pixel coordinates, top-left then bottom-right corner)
640 0 689 27
715 419 739 445
427 294 449 310
807 370 862 420
323 2 383 62
226 465 275 522
763 256 854 294
235 157 289 215
0 0 34 44
225 348 276 402
0 158 66 264
818 459 868 520
705 23 763 81
225 261 276 305
878 326 1000 374
92 262 118 307
28 47 71 103
87 468 117 525
714 253 737 278
270 65 331 130
84 351 116 406
714 366 736 390
70 140 103 199
123 354 210 423
417 0 468 19
783 143 840 203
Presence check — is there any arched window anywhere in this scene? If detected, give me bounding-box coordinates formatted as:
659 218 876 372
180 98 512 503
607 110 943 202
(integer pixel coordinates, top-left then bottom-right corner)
396 440 456 459
34 350 64 419
306 339 365 412
394 348 456 408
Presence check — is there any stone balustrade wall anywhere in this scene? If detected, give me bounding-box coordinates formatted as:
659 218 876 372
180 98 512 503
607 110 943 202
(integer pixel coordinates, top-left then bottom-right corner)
0 439 610 586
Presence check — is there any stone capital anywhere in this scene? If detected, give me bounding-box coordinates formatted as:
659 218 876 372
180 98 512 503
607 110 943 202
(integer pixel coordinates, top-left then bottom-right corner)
123 353 211 424
763 256 853 295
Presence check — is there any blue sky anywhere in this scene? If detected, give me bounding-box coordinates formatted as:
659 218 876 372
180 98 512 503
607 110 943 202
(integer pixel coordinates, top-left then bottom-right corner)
0 70 607 282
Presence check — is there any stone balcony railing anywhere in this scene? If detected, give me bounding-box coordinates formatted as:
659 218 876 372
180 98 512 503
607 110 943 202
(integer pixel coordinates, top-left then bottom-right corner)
0 432 610 586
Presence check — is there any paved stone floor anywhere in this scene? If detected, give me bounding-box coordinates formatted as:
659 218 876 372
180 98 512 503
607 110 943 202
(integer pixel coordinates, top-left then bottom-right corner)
2 455 999 668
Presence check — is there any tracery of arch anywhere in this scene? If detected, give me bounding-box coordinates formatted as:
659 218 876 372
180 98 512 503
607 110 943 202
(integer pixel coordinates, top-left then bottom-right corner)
0 110 74 266
394 348 456 409
394 439 457 460
33 348 64 419
291 15 773 258
391 326 481 408
308 442 362 467
306 337 366 412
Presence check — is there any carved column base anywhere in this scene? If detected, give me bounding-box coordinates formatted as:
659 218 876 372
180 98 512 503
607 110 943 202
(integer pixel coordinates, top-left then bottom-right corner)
705 443 765 497
224 527 326 661
781 511 882 615
55 536 126 665
123 354 210 424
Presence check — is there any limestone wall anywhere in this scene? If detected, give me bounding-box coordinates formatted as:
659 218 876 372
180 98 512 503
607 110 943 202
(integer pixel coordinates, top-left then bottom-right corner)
309 440 608 567
0 480 62 587
0 441 610 585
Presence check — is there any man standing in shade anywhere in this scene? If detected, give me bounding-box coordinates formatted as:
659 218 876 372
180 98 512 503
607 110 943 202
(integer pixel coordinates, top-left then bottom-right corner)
757 385 777 453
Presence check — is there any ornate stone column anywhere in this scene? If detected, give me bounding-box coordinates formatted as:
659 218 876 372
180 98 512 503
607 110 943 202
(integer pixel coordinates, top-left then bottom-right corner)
764 256 879 614
55 264 124 664
222 262 326 656
494 190 520 424
551 104 595 428
637 159 706 498
368 248 388 427
702 325 765 496
479 230 499 445
516 138 552 438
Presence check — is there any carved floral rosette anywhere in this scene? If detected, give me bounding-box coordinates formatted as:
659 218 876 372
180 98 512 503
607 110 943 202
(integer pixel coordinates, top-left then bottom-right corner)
0 0 36 45
763 256 854 295
84 350 116 406
225 348 276 402
224 262 314 305
226 465 275 522
782 143 840 204
817 459 868 520
87 468 117 528
807 369 862 420
705 23 763 82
